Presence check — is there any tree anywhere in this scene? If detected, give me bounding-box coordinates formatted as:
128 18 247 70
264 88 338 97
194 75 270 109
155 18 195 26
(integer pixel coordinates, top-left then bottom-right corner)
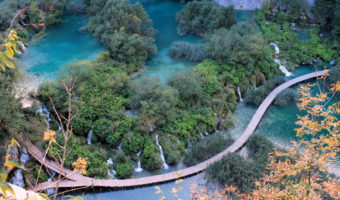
205 23 274 70
129 77 179 132
176 0 236 36
86 0 157 71
168 69 203 105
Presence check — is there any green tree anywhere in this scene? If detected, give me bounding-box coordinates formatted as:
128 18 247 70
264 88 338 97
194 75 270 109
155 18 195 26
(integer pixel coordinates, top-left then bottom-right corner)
176 1 236 35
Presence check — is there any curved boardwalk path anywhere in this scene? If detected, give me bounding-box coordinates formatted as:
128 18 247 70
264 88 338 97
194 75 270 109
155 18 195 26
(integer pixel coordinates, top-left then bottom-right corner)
22 71 325 192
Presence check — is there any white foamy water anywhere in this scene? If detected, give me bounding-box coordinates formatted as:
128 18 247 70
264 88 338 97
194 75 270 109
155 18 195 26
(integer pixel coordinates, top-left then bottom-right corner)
134 151 144 173
270 42 293 77
155 135 169 169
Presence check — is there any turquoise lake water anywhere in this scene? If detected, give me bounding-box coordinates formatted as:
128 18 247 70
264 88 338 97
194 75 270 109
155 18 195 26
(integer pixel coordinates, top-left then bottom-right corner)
19 15 103 80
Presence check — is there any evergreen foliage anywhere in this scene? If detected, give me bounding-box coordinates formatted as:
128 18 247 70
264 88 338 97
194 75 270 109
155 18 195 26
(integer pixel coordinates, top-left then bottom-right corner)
205 134 274 193
183 133 234 166
168 41 205 62
244 76 286 106
86 0 157 72
205 23 277 78
176 1 236 35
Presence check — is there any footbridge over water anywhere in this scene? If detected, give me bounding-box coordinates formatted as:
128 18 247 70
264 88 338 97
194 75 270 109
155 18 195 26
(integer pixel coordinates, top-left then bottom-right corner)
21 71 326 192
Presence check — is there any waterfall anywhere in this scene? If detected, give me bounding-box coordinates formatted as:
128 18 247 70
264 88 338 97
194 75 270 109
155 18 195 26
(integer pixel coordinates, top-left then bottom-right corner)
330 60 335 65
118 142 123 151
10 148 30 188
270 42 292 77
134 151 143 173
46 178 55 195
87 130 93 145
10 169 25 188
237 86 243 102
274 59 293 77
107 158 116 178
17 41 26 50
150 125 157 132
239 146 249 159
37 106 62 132
155 135 169 169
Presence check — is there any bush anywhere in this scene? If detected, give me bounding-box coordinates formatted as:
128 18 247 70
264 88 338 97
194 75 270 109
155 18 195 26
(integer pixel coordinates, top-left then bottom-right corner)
183 133 234 166
176 1 236 35
245 76 286 106
159 135 185 165
206 23 275 73
168 69 203 104
168 41 205 62
129 77 179 131
205 153 261 193
115 162 133 179
273 88 298 106
141 138 163 170
206 134 274 193
246 134 274 163
87 0 157 70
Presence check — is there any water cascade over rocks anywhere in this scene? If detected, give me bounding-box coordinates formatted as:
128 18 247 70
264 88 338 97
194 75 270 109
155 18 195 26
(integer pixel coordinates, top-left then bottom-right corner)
118 142 123 151
107 158 116 179
155 135 169 169
10 148 30 188
37 106 62 132
87 130 93 145
134 151 143 173
237 86 243 102
270 42 293 77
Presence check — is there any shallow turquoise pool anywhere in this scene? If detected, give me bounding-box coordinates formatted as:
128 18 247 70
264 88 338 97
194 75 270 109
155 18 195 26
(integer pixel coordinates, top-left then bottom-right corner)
19 14 103 79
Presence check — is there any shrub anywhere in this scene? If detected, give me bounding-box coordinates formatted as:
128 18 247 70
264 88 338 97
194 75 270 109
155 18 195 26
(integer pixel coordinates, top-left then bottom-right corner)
115 162 133 179
206 153 261 193
168 41 205 62
141 138 163 170
273 88 298 106
205 135 274 193
176 1 236 35
245 76 286 106
159 135 185 165
183 133 234 166
168 69 203 104
246 134 274 163
205 23 275 72
87 0 157 70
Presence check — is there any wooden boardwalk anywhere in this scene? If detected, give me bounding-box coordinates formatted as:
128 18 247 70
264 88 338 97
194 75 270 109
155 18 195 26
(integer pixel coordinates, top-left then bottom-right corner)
22 71 325 192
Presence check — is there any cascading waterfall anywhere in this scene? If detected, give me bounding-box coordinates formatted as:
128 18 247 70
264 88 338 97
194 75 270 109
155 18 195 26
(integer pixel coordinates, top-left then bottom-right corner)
118 142 123 151
239 146 249 159
134 151 143 173
10 148 30 188
237 86 243 102
46 178 55 195
37 106 62 132
270 42 293 77
87 130 93 145
17 41 26 50
107 158 116 178
155 135 169 169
